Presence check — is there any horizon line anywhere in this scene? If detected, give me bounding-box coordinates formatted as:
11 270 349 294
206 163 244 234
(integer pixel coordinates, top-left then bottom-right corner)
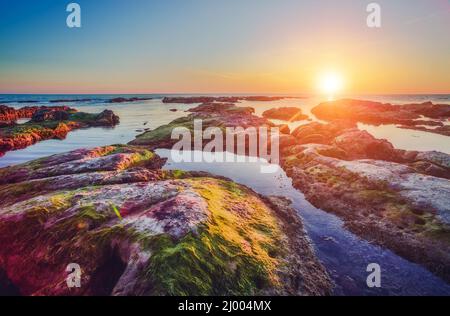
0 92 449 96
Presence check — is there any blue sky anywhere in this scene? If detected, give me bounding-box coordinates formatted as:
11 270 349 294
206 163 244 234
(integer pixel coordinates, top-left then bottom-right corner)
0 0 449 94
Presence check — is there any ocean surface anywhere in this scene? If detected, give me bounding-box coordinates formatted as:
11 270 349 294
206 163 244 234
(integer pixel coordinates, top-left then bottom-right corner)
1 94 450 295
0 93 449 167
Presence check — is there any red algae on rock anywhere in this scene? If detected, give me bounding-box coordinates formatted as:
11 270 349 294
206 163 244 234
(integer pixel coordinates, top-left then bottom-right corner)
0 108 119 156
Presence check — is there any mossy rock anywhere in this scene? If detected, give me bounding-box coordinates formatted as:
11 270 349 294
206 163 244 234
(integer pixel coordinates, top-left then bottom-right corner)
0 146 331 296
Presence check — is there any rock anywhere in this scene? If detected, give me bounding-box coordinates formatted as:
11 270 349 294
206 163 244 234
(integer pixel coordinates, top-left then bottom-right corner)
408 161 450 180
130 103 274 148
128 103 450 283
277 134 298 148
262 107 308 121
332 129 400 161
0 145 332 296
280 142 450 282
0 110 120 155
408 151 450 179
0 105 76 121
292 121 356 144
416 151 450 170
277 124 290 134
163 96 239 104
311 99 450 136
188 102 255 115
162 96 296 104
93 109 120 126
31 109 70 122
49 98 92 103
312 99 417 124
107 97 152 103
299 134 327 144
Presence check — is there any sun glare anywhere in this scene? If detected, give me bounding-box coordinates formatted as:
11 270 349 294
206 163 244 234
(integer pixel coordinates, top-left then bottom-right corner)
318 72 344 98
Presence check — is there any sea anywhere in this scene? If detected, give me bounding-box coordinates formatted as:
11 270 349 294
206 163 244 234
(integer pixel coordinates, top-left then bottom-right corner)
1 93 449 295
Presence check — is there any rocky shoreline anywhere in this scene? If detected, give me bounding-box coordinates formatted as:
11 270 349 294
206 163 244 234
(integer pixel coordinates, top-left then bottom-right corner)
312 99 450 136
1 97 449 294
130 100 450 283
0 105 119 157
0 145 331 295
262 107 309 122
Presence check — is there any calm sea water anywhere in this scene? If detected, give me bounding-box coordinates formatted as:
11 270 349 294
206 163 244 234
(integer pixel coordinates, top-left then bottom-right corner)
157 149 450 295
1 94 450 295
0 94 449 167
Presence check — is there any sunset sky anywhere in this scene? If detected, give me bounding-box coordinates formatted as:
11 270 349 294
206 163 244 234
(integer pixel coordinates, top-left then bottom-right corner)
0 0 449 94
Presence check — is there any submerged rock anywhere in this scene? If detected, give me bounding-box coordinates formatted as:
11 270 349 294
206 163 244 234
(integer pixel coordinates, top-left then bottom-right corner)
0 145 331 296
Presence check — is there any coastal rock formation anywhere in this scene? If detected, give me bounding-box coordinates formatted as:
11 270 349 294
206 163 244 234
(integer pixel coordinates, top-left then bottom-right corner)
49 98 93 103
311 99 450 136
130 102 274 149
0 109 120 156
262 107 308 122
281 122 450 281
162 96 297 104
31 109 72 122
92 109 121 126
0 105 75 122
129 103 450 282
107 97 152 103
0 145 331 296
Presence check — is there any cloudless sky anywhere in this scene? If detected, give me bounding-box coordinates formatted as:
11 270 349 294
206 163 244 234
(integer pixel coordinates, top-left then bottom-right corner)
0 0 449 94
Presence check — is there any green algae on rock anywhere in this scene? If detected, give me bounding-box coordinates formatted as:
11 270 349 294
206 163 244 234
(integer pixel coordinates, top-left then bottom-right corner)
0 145 331 296
129 102 274 149
0 108 120 156
131 103 450 284
281 127 450 282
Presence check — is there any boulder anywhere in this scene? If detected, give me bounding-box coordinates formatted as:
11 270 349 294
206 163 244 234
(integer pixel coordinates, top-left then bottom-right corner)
332 130 400 161
262 107 308 121
93 110 120 126
0 145 332 296
31 109 70 122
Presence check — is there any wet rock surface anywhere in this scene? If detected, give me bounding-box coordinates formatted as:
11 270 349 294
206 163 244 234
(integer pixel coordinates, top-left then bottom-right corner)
312 99 450 136
282 122 450 282
0 108 120 156
129 102 450 283
130 102 275 149
262 107 309 122
0 145 331 295
0 105 75 122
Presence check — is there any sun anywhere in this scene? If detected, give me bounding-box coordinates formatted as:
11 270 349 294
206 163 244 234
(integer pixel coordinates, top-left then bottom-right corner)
318 71 344 98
